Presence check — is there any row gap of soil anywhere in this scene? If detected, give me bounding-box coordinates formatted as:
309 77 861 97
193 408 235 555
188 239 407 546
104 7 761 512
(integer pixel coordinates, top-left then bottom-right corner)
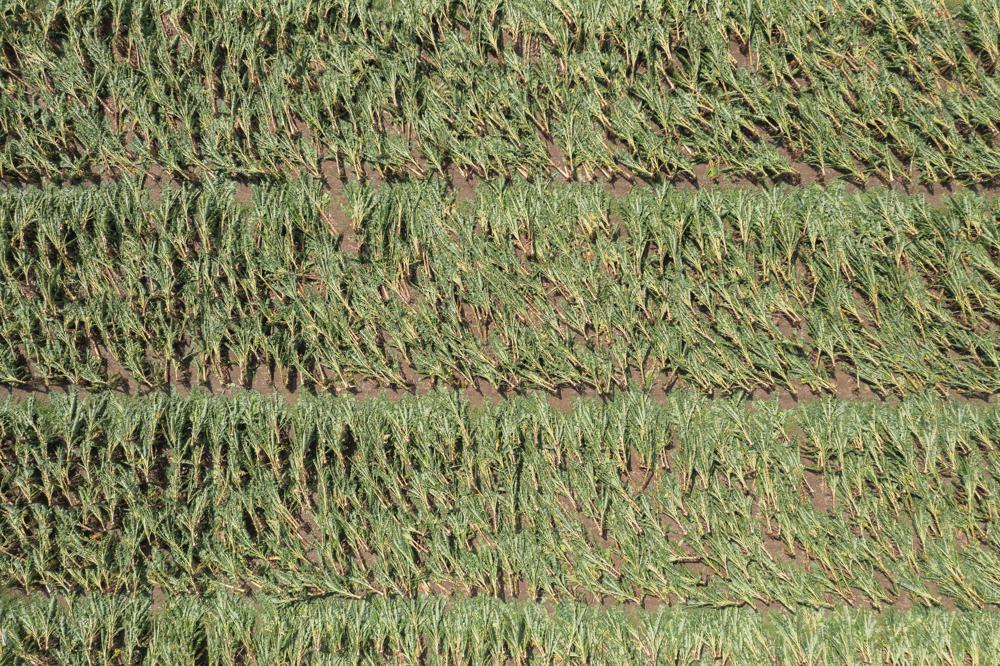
5 151 999 203
3 359 994 408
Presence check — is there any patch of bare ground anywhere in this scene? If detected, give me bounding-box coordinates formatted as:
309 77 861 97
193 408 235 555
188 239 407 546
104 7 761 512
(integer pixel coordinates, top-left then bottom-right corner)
447 167 480 203
320 159 361 254
233 182 253 204
729 36 755 70
600 175 634 197
802 468 837 515
142 163 176 203
464 379 506 408
150 586 166 615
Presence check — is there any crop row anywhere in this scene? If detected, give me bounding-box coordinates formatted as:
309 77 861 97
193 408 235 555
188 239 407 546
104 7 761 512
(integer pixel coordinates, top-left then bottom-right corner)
2 593 998 664
0 179 996 395
2 390 999 609
2 0 998 183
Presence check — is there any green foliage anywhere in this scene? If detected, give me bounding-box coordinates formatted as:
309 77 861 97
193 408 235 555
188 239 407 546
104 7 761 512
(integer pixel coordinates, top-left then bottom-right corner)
1 0 998 183
0 179 996 394
1 2 997 660
2 593 1000 664
2 390 998 610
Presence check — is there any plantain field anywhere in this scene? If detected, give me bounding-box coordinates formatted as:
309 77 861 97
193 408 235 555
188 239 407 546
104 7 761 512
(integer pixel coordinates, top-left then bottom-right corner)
1 1 999 664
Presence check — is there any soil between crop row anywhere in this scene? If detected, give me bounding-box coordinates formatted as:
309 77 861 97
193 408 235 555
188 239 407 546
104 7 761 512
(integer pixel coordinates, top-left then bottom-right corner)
2 355 995 408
